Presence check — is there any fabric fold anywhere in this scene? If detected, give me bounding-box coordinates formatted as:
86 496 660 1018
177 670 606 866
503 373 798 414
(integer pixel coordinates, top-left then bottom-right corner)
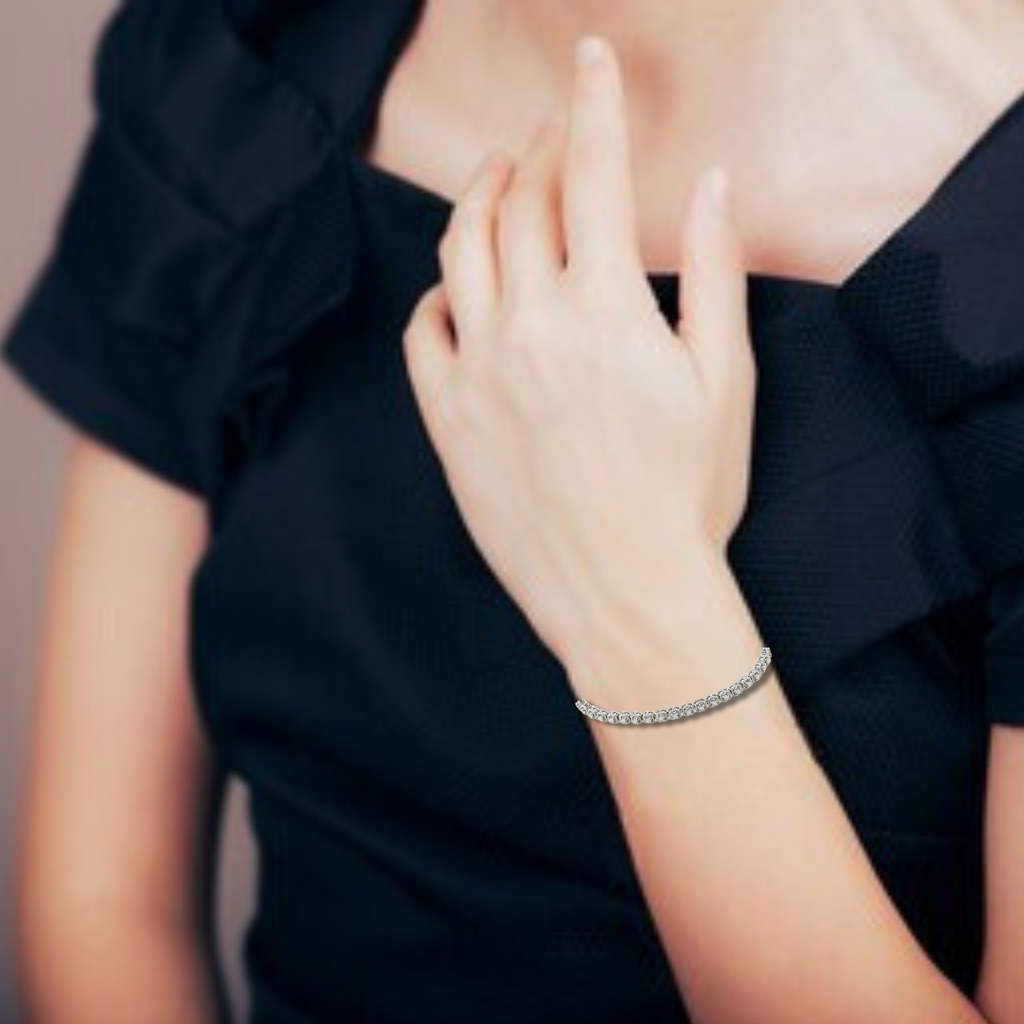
752 100 1024 691
65 0 369 502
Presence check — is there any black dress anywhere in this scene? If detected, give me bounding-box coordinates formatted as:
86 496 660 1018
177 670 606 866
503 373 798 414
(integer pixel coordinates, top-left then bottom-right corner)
6 2 1024 1021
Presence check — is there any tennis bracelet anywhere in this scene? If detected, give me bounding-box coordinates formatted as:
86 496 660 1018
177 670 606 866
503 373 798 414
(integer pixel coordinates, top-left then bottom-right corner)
575 646 772 725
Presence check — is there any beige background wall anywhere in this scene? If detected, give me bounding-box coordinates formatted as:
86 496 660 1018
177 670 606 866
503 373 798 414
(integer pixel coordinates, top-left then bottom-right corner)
0 4 254 1019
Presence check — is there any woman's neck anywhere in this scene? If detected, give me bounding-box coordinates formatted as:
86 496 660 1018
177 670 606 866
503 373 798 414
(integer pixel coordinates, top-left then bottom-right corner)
483 0 852 104
500 0 793 84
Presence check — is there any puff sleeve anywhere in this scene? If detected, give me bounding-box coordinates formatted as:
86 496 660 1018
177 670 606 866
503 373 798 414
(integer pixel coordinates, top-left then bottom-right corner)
2 2 241 496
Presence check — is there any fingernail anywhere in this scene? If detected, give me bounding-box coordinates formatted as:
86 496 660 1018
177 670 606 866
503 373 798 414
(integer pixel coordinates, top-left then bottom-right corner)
576 36 606 67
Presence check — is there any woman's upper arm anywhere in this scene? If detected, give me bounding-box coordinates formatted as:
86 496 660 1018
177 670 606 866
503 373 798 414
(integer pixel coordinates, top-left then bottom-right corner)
17 438 221 946
977 724 1024 1024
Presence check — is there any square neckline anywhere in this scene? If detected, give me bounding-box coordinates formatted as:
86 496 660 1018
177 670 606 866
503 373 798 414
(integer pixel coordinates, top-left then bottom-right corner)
341 2 1024 296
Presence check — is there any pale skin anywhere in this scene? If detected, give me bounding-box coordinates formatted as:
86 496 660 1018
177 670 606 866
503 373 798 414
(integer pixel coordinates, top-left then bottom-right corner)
17 1 1024 1022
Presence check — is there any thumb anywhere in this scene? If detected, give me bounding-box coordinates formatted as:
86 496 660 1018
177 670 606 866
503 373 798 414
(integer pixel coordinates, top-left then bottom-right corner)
677 167 752 389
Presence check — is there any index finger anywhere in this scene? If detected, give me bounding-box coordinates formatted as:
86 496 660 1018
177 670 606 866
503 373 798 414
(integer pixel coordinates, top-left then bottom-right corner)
563 37 640 279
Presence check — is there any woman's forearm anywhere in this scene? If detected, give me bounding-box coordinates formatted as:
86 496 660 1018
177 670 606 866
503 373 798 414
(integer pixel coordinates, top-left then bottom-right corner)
403 37 994 1023
564 548 984 1024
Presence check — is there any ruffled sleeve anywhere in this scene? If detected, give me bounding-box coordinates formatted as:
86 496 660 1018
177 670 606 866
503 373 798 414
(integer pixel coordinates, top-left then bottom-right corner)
833 97 1024 724
4 4 236 494
726 91 1024 714
2 0 360 501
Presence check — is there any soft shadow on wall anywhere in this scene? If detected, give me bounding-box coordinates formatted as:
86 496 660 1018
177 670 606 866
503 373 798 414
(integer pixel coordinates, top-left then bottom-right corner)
0 2 255 1019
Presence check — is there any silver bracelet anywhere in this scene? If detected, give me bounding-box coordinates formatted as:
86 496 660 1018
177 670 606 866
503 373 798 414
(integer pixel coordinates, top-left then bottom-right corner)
575 646 772 724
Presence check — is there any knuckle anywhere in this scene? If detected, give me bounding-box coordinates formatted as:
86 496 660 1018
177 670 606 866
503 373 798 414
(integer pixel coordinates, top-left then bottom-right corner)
566 263 616 307
502 301 550 347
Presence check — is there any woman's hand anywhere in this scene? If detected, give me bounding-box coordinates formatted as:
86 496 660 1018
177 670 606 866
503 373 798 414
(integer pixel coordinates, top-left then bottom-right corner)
403 37 758 705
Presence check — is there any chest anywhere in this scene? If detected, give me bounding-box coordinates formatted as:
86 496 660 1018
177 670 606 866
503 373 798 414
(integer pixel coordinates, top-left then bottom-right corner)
365 30 1024 286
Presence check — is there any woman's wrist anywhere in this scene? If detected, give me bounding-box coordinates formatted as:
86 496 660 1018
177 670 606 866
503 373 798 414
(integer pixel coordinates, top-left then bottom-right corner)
558 537 765 711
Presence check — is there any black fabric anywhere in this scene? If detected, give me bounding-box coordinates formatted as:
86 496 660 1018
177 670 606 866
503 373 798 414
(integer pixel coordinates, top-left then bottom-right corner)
4 1 1024 1020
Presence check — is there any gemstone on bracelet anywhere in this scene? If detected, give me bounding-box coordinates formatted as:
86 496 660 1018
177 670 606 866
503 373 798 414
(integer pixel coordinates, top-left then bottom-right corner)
655 710 668 722
706 693 721 708
668 707 681 719
718 688 732 702
681 703 695 716
693 698 708 712
630 712 643 725
608 711 623 724
642 711 656 724
730 682 745 696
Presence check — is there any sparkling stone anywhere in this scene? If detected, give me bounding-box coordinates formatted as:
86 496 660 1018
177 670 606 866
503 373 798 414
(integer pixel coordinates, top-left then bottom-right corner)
706 693 721 708
630 712 643 725
655 710 668 722
641 711 655 724
718 688 732 701
681 703 695 716
693 698 708 712
609 712 624 724
668 707 681 720
595 710 607 722
730 682 745 696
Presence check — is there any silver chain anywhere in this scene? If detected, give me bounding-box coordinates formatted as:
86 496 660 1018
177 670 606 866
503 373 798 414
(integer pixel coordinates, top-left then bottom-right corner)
575 646 772 724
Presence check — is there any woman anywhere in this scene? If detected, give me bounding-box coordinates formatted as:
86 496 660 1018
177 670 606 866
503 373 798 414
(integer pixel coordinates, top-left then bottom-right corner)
5 0 1024 1021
